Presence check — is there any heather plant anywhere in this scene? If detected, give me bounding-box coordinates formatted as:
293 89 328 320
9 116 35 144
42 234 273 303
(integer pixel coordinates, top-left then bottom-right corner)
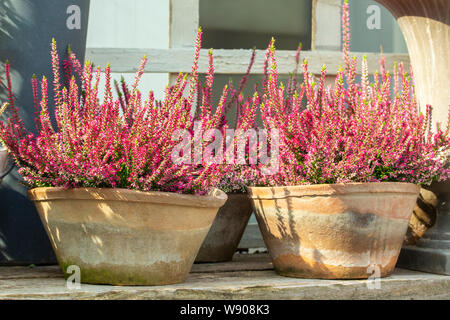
254 0 449 186
115 47 263 194
214 43 303 193
0 29 233 195
211 50 262 194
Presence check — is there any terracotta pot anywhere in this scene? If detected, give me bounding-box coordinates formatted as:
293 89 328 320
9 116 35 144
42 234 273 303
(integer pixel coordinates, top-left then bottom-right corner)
28 187 227 285
248 182 420 279
195 193 253 263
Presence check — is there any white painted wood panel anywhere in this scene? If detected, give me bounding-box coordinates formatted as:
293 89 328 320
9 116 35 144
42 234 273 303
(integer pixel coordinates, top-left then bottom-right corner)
169 0 199 48
86 48 410 75
86 0 171 101
312 0 341 51
86 0 170 49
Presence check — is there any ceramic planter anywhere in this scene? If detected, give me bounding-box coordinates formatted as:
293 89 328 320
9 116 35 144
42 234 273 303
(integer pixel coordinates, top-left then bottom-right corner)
28 187 227 285
248 182 420 279
375 0 449 124
375 0 450 276
0 148 12 183
195 193 253 262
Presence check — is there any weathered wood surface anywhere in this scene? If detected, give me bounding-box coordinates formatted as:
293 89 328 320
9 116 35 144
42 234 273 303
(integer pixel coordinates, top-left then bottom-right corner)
86 48 410 75
0 254 448 300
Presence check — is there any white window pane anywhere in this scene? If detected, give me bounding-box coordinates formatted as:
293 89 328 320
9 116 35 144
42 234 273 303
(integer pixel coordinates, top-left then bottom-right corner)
87 0 169 49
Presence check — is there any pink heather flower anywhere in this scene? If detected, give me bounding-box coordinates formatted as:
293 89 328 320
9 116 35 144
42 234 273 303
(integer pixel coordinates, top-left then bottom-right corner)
250 0 449 187
0 30 234 195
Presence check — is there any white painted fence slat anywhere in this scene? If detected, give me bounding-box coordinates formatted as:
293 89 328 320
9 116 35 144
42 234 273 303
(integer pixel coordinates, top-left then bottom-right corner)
86 48 410 75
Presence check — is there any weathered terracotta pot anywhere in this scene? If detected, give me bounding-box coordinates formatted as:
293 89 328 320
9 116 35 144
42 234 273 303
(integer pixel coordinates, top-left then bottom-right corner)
248 182 420 279
28 187 227 285
195 193 253 262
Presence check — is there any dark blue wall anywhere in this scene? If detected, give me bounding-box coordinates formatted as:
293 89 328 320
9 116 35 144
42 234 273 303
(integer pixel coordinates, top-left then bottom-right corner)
0 0 90 265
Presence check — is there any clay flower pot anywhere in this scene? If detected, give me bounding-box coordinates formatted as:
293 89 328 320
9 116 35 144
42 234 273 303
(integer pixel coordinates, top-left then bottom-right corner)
248 182 420 279
195 193 253 263
28 187 227 285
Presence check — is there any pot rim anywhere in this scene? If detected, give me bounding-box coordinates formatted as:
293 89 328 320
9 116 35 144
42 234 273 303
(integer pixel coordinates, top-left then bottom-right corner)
247 182 420 199
28 187 227 208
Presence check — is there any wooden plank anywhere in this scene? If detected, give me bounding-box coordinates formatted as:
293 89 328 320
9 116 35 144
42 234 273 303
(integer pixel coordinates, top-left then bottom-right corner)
86 47 410 75
169 0 199 48
1 263 449 300
169 0 199 87
312 0 342 51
